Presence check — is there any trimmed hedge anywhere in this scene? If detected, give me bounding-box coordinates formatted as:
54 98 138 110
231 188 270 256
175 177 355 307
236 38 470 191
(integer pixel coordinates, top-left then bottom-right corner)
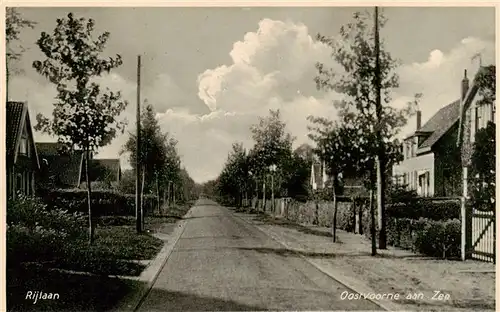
386 199 460 220
387 217 461 259
40 189 159 216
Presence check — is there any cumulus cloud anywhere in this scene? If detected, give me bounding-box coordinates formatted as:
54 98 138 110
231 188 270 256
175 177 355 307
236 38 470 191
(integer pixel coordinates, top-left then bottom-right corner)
396 36 495 136
197 18 337 113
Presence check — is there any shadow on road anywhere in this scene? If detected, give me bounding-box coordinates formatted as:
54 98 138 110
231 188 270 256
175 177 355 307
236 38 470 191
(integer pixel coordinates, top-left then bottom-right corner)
139 289 266 311
236 246 434 260
251 214 334 238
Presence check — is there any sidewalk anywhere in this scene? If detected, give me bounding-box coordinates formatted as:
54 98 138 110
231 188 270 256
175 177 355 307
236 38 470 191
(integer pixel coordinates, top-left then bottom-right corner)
236 211 495 312
112 219 188 312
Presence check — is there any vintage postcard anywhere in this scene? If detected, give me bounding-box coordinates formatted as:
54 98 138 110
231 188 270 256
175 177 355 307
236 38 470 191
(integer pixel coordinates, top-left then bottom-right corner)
3 3 496 311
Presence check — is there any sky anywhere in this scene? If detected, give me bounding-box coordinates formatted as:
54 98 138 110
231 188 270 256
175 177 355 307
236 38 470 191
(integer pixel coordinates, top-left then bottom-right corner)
7 6 496 183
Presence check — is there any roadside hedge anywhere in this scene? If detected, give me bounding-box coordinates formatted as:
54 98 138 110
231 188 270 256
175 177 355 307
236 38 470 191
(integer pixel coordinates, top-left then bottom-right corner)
40 189 159 216
386 199 460 220
387 217 461 259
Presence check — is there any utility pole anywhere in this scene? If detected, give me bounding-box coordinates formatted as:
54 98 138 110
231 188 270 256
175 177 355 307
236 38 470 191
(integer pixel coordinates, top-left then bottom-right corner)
374 6 387 249
135 55 142 233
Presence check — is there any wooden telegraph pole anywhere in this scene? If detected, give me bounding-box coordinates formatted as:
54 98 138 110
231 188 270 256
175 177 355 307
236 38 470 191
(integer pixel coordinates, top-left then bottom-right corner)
374 6 387 249
136 55 143 233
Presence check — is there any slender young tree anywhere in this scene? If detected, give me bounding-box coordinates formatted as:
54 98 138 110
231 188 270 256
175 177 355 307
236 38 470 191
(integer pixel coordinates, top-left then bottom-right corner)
314 9 419 249
33 13 128 244
122 103 181 213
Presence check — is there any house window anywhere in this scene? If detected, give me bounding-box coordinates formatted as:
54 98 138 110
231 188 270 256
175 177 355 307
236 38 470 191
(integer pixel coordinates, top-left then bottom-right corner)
418 172 430 197
19 137 28 155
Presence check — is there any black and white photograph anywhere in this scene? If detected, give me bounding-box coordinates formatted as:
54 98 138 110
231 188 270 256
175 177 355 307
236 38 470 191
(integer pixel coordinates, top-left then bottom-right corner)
4 4 496 312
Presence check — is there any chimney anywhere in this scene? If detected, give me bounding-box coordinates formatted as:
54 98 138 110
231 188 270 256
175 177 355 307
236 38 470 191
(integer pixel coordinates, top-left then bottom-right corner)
416 110 422 130
461 69 469 100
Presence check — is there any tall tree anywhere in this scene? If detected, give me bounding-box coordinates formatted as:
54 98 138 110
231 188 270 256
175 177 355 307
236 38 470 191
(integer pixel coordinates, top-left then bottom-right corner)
6 7 36 97
314 9 419 249
249 109 295 199
217 142 249 207
33 13 128 244
122 103 181 210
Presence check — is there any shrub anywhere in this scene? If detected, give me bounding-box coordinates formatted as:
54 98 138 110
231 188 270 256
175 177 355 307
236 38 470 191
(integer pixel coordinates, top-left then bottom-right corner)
387 217 461 259
7 224 64 266
7 195 86 240
6 196 86 268
386 199 460 220
336 201 356 232
387 186 418 204
40 189 158 216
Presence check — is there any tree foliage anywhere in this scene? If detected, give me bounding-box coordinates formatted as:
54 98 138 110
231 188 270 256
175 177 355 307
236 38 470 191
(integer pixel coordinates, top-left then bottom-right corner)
32 13 127 244
312 9 418 188
475 65 496 107
121 103 182 200
6 8 36 62
6 7 37 93
33 13 128 152
469 65 496 212
216 143 249 206
469 121 495 211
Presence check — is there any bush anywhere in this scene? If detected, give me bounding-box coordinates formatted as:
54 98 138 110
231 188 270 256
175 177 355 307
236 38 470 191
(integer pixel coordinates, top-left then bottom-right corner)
7 195 86 240
387 217 461 259
6 196 86 268
7 224 64 266
387 186 418 204
40 189 159 216
336 201 356 232
386 199 460 220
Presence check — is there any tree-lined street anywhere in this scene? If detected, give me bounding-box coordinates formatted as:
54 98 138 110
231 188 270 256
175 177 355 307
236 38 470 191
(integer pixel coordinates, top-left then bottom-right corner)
5 6 495 312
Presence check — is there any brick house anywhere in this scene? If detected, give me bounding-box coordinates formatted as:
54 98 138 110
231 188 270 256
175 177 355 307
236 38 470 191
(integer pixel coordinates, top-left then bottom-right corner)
392 100 462 197
456 66 496 199
6 101 40 198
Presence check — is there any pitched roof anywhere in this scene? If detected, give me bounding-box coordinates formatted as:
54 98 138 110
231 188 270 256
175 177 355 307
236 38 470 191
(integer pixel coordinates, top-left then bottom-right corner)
92 158 121 181
7 101 40 168
416 100 461 152
6 102 25 156
36 142 84 187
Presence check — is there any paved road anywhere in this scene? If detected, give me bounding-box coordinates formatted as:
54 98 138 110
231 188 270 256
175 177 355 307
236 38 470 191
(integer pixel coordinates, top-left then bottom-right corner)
137 199 382 311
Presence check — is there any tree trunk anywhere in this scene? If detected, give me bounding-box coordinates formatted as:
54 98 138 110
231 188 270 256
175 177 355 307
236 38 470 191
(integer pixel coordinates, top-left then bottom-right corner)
156 173 160 215
85 150 95 245
332 173 338 243
358 198 363 235
370 188 377 256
